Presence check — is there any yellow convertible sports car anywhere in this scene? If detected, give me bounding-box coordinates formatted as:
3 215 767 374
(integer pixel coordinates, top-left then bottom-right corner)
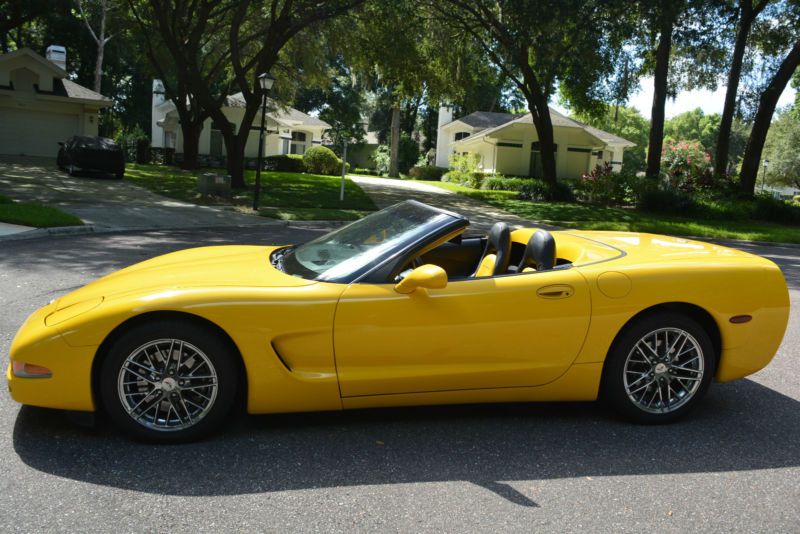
7 201 790 442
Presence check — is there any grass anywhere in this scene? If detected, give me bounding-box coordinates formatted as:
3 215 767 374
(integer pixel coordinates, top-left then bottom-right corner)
423 181 800 244
0 194 83 228
125 164 377 219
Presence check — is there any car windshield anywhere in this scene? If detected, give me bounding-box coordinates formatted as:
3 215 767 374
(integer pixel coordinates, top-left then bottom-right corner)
279 201 462 282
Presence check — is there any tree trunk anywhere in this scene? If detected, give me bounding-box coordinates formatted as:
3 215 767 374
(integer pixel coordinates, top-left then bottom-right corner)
93 4 106 93
715 3 755 177
739 41 800 197
646 14 674 180
526 92 557 185
389 105 401 178
224 132 247 189
179 120 202 170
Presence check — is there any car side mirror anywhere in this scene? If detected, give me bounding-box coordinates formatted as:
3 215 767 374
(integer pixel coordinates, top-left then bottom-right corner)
394 264 447 294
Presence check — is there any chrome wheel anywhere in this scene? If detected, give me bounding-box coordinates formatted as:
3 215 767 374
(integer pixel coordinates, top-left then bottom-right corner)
117 338 218 432
623 327 704 414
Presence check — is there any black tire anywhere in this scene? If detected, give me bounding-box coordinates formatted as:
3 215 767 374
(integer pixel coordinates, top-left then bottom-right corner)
115 170 124 180
601 312 715 424
100 320 239 443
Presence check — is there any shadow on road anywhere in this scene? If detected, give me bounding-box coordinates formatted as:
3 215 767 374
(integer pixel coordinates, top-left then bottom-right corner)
12 378 800 506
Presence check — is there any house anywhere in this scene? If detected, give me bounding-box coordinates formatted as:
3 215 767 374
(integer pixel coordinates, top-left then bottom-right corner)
0 47 111 157
435 107 634 178
151 81 330 164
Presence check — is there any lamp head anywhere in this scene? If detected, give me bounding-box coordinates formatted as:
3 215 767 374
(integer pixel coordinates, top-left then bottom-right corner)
258 72 275 91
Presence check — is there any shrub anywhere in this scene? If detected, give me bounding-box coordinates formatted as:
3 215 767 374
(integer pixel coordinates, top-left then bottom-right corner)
371 134 421 176
517 178 575 202
265 154 306 173
303 146 341 175
481 176 530 192
353 167 380 176
442 153 484 187
636 184 696 215
752 193 800 225
575 162 636 206
409 165 444 181
661 139 712 191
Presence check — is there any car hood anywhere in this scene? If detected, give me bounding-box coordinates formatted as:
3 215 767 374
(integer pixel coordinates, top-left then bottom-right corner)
55 245 313 309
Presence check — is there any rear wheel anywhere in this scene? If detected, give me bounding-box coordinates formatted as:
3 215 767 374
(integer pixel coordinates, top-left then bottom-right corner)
100 320 238 442
602 312 715 424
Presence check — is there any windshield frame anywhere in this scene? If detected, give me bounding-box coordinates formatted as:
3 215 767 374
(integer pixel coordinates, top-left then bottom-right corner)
276 200 468 284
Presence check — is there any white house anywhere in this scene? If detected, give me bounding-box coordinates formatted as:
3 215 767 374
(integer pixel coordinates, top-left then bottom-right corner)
435 107 634 178
0 47 111 157
151 81 330 161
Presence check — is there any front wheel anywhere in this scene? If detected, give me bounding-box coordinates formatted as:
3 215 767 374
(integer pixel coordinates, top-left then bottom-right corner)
100 320 239 442
602 312 715 424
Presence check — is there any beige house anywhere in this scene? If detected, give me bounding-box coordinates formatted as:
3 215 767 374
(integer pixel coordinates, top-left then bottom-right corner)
435 107 634 178
0 47 111 157
151 81 330 161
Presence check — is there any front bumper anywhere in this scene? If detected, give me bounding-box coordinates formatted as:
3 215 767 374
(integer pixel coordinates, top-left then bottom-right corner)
7 304 97 412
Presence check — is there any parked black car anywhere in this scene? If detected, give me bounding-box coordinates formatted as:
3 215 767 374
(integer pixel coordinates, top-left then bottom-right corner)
57 136 125 179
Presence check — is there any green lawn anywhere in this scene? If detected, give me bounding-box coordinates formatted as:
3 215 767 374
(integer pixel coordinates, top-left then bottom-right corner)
125 164 377 220
423 181 800 244
0 194 83 228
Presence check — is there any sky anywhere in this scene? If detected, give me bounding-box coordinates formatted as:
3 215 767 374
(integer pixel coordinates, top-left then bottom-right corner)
552 77 797 120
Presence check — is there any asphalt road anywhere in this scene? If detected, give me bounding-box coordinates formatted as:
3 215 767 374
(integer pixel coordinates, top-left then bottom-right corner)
1 227 798 533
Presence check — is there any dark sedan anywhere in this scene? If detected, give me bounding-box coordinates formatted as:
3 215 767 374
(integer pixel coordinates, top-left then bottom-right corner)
57 136 125 179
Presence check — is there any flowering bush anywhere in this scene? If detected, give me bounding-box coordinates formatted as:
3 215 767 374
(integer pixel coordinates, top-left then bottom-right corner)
660 139 712 191
575 162 634 205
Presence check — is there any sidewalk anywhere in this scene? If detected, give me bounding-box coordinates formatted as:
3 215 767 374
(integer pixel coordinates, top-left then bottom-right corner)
0 221 34 237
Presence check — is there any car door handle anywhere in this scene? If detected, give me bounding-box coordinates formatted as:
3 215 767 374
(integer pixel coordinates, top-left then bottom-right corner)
537 284 574 299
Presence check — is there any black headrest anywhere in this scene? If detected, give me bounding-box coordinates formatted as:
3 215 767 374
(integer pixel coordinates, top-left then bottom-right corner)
488 222 511 275
520 230 556 271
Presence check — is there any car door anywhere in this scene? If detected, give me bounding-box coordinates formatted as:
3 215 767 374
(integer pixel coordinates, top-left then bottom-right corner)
333 267 591 397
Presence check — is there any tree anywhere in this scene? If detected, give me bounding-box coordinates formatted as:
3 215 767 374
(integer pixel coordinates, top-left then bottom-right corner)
715 0 771 177
739 1 800 196
434 0 632 185
664 108 721 155
128 0 232 169
0 0 48 48
763 107 800 188
637 0 730 179
77 0 116 94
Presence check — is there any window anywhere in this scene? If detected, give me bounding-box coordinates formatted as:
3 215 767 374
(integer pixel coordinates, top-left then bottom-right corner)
290 131 308 154
454 132 470 141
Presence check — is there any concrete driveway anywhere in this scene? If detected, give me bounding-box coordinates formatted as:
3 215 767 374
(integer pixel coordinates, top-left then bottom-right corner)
0 227 798 532
0 157 274 230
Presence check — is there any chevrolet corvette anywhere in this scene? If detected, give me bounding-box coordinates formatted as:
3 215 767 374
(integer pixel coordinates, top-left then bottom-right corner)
7 200 790 442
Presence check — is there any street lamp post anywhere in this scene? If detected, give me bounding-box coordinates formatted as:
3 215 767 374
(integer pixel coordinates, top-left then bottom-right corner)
761 158 769 193
253 72 276 211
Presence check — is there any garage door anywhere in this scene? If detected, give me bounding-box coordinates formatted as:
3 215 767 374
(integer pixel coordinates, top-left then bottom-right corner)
0 108 80 157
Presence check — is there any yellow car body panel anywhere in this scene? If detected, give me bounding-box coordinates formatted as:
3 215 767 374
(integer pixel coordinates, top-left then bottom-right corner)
7 229 790 416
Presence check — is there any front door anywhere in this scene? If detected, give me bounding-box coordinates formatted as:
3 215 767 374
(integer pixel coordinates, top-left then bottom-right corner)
333 268 591 397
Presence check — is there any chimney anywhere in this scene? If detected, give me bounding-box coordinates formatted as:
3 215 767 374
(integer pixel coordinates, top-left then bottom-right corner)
46 45 67 71
435 105 454 168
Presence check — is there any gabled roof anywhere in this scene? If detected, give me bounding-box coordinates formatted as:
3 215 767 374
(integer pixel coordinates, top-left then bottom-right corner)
0 47 68 78
226 93 330 128
451 107 635 147
57 79 109 102
452 111 523 131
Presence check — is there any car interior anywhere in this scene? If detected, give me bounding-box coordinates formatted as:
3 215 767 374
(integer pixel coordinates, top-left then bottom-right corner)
407 222 571 281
